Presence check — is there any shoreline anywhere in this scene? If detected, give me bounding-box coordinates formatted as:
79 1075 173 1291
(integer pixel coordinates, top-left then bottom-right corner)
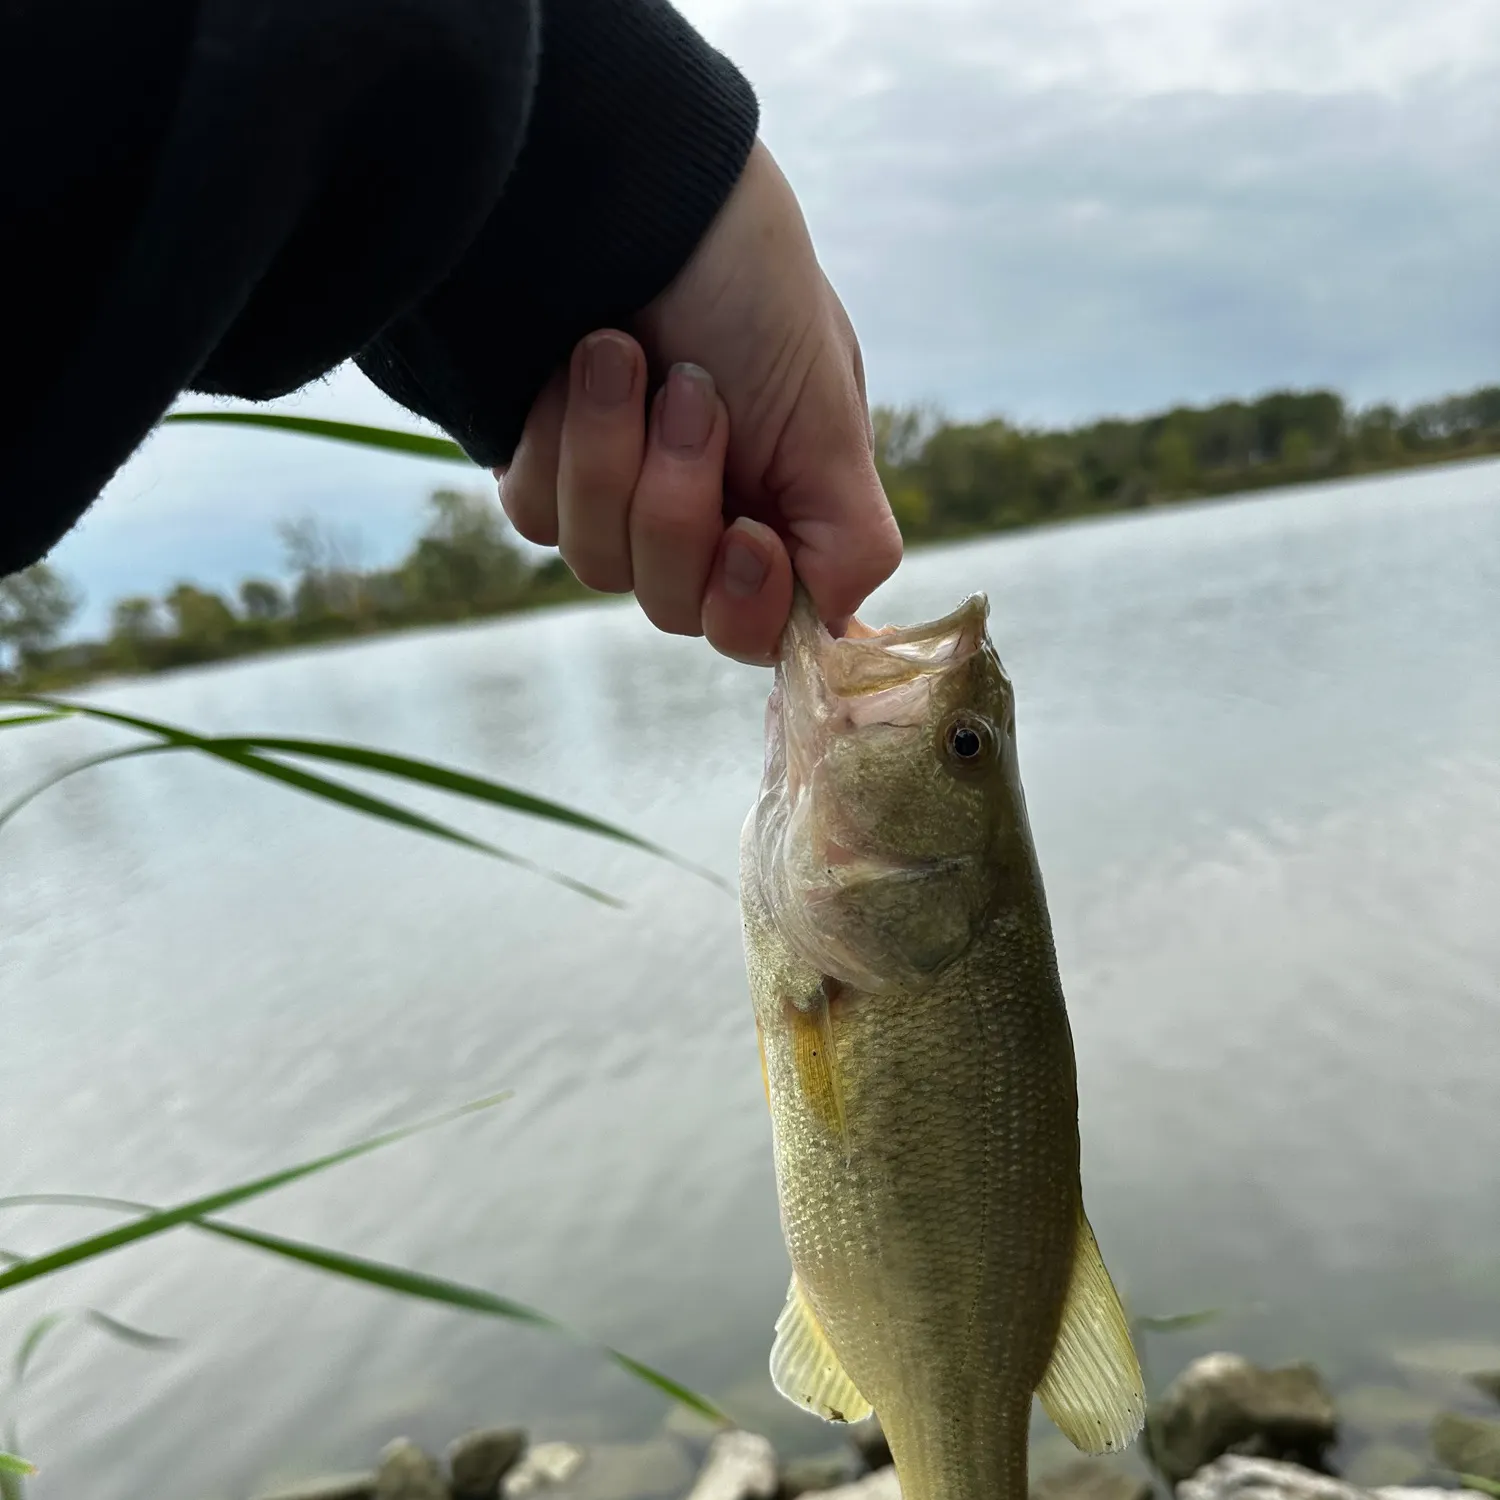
234 1349 1500 1500
9 446 1499 700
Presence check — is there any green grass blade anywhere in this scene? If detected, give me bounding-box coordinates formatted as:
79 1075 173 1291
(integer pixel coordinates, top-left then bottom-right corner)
0 713 69 731
202 745 624 907
0 1196 727 1423
0 1091 512 1295
606 1351 729 1424
0 723 621 906
0 1455 33 1480
13 1308 179 1383
12 1315 65 1384
215 737 730 891
3 694 727 899
163 411 472 464
1135 1308 1225 1333
0 744 168 833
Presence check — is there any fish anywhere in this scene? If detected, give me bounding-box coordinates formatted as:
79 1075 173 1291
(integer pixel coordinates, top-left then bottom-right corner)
738 586 1145 1500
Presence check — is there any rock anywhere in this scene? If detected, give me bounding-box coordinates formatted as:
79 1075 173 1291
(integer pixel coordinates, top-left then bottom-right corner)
804 1469 901 1500
449 1428 528 1500
1341 1446 1426 1489
780 1453 857 1498
507 1442 586 1496
1178 1454 1491 1500
1431 1413 1500 1482
1375 1491 1494 1500
1178 1455 1352 1500
1470 1374 1500 1410
847 1418 892 1475
1148 1353 1338 1485
684 1431 779 1500
376 1440 446 1500
253 1476 378 1500
1030 1458 1154 1500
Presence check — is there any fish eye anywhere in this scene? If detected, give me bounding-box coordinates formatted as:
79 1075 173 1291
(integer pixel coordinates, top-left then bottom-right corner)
944 717 992 765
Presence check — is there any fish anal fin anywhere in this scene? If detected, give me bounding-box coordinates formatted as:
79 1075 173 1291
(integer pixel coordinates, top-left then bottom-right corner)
770 1275 872 1425
1036 1208 1146 1454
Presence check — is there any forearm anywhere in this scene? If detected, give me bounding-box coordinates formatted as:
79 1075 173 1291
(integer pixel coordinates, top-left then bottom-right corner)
0 0 757 577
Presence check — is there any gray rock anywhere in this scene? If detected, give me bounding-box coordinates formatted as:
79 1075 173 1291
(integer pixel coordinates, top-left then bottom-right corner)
685 1431 779 1500
376 1440 446 1500
1148 1353 1338 1485
1431 1413 1500 1483
1030 1458 1154 1500
506 1443 586 1496
449 1428 528 1500
1469 1375 1500 1410
803 1470 900 1500
253 1476 377 1500
780 1453 858 1498
1376 1491 1496 1500
1178 1454 1490 1500
847 1419 892 1475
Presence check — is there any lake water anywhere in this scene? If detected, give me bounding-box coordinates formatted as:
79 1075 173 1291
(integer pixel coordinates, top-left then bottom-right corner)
4 460 1500 1499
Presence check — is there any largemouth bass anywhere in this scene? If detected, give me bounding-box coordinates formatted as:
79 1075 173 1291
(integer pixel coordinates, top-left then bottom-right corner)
739 587 1144 1500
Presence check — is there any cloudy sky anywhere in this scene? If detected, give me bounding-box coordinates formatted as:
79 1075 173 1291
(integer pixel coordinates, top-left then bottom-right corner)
45 0 1500 633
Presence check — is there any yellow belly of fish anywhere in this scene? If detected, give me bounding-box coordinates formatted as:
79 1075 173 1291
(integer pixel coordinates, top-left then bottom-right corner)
762 963 1079 1500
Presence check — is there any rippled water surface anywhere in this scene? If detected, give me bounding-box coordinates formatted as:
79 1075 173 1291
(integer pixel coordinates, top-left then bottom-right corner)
4 461 1500 1498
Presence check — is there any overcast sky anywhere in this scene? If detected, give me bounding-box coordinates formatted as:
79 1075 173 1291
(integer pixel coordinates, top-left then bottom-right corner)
46 0 1500 633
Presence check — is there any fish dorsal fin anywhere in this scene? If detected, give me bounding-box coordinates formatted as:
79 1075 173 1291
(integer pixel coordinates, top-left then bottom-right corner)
1036 1208 1146 1454
770 1275 872 1424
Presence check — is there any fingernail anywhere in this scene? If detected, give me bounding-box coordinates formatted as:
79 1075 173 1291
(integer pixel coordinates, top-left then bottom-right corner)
722 518 770 598
661 363 715 455
582 333 636 406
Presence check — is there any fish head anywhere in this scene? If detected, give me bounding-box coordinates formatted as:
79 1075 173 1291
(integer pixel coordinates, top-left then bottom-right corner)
752 586 1027 994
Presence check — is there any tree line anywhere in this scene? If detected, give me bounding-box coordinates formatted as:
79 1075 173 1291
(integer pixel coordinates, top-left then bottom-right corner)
4 380 1498 687
872 383 1500 541
1 489 590 687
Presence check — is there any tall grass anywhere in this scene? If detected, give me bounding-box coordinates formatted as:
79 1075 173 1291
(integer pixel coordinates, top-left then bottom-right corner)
3 556 736 1484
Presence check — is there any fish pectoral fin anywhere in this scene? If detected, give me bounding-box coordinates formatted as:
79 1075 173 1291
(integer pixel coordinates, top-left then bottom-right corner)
770 1275 872 1425
1036 1207 1147 1455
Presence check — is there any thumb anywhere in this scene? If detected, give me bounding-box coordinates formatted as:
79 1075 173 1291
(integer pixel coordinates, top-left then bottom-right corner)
767 364 904 633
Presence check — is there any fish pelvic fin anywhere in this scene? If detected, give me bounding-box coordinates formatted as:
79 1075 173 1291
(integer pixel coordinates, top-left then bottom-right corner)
770 1274 873 1425
1035 1207 1146 1454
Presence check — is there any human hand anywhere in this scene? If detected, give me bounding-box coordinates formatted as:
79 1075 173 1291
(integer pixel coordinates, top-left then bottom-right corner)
494 140 903 664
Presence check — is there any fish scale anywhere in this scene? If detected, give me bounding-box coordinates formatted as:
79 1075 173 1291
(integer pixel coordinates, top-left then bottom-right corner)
740 588 1146 1500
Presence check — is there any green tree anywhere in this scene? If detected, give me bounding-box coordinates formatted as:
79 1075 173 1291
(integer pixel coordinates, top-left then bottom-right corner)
107 596 163 670
165 584 236 652
279 515 366 620
0 563 81 670
401 488 529 614
1150 425 1197 494
239 579 286 620
1281 427 1315 469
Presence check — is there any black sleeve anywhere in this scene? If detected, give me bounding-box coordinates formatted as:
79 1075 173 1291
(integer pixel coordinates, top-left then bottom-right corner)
0 0 758 580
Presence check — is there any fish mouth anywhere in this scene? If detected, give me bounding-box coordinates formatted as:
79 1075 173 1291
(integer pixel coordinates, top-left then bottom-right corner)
781 586 990 701
773 586 990 800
